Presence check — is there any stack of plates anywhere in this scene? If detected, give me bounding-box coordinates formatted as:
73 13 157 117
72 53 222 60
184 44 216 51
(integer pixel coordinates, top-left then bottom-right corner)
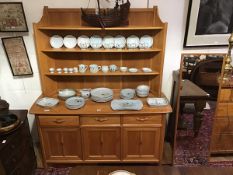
120 88 135 99
91 88 113 102
65 96 85 109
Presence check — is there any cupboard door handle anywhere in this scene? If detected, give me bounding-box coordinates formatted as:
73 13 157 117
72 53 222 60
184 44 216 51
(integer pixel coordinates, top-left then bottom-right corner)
95 117 108 122
54 119 65 124
136 117 149 122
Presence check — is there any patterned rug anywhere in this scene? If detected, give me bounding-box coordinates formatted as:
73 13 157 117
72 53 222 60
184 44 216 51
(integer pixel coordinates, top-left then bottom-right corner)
174 101 220 166
34 167 71 175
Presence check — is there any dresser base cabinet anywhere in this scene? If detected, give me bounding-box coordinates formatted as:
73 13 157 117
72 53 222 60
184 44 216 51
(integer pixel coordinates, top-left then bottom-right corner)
0 110 36 175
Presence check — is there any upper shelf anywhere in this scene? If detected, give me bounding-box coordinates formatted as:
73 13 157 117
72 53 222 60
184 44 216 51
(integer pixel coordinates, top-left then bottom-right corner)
38 26 164 31
42 48 161 53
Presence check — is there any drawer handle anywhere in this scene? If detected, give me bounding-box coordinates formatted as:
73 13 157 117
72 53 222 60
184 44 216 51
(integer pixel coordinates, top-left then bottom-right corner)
95 117 108 122
136 117 149 122
54 119 65 124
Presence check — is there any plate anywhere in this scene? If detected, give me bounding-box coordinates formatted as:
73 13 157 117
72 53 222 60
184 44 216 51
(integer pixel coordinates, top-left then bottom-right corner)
36 97 59 108
111 99 143 110
126 35 139 49
90 35 102 49
50 35 63 48
63 35 77 48
103 35 114 49
147 97 168 106
77 35 90 49
142 67 152 72
65 96 85 109
139 35 153 49
109 170 135 175
114 35 126 49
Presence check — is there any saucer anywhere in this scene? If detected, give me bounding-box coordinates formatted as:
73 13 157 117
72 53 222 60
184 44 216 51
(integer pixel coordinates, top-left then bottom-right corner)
128 68 138 73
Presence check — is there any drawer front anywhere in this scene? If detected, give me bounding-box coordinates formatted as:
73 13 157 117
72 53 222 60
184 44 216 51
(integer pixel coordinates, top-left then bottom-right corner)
122 114 162 125
81 115 120 126
38 115 79 126
211 134 233 153
216 103 233 117
219 89 233 102
212 118 233 134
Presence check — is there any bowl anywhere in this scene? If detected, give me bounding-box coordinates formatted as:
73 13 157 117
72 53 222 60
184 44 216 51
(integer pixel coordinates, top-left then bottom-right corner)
120 88 135 99
58 89 76 100
136 85 150 97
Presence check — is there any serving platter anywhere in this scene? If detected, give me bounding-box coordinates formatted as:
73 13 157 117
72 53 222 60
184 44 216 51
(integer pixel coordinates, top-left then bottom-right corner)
111 99 143 110
36 97 59 108
147 97 168 106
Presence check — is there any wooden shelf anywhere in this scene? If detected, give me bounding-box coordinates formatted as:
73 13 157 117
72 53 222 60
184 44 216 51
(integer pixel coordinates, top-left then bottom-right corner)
38 26 164 31
42 48 161 53
45 71 160 76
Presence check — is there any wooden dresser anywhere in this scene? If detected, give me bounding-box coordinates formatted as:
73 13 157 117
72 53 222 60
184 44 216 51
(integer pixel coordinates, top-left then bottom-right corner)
0 110 36 175
30 6 172 168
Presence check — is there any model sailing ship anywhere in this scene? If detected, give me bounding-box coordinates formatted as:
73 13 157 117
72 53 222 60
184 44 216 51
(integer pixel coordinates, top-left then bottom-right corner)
81 0 130 28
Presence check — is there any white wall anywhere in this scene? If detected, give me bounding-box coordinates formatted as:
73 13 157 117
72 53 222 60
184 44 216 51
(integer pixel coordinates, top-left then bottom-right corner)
0 0 228 141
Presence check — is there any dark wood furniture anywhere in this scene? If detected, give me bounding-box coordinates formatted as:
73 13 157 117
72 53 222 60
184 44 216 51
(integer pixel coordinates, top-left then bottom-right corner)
70 165 233 175
179 79 210 136
30 6 172 168
0 110 36 175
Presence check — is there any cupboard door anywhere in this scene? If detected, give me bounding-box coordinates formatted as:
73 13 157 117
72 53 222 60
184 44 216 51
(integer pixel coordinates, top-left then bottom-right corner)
82 127 121 161
41 128 82 161
122 127 160 161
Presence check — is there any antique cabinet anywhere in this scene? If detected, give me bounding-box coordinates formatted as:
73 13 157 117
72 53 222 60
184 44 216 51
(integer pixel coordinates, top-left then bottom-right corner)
0 110 36 175
30 6 171 167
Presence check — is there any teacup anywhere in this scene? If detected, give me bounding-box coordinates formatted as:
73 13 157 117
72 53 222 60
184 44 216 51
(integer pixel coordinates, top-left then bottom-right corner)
49 67 55 73
78 64 88 73
101 65 109 73
56 68 62 73
63 67 68 73
80 88 91 98
109 64 118 72
89 64 101 73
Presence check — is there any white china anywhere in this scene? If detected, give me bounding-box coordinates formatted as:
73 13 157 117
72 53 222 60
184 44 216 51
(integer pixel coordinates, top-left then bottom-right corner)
78 64 88 73
142 67 152 72
120 88 135 99
101 65 109 73
36 97 59 108
126 35 139 49
109 64 118 72
136 85 150 97
63 35 77 48
49 67 55 73
56 68 62 73
65 96 85 109
103 35 115 49
91 88 113 102
68 68 74 73
77 35 90 49
50 35 63 48
58 88 76 100
128 68 138 73
63 67 68 73
120 66 128 72
109 170 135 175
80 88 91 98
139 35 153 49
147 97 168 106
114 35 126 49
111 99 143 111
73 67 78 73
90 35 102 49
89 64 101 73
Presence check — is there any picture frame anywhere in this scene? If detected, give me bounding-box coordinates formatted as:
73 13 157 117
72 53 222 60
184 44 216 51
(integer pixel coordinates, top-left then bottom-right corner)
183 0 233 47
0 2 28 32
2 36 33 76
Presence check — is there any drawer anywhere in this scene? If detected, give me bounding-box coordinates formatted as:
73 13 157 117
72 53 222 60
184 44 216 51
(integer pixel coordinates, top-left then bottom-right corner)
219 89 233 102
212 118 233 134
122 114 162 125
38 115 79 127
216 103 233 117
211 134 233 153
81 115 120 126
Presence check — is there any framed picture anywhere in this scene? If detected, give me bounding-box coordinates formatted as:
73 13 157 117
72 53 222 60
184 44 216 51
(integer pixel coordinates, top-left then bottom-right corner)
184 0 233 47
2 36 33 76
0 2 28 32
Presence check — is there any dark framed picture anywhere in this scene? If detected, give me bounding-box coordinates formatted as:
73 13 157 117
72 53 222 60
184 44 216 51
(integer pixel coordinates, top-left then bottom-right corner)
184 0 233 47
0 2 28 32
2 36 33 76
